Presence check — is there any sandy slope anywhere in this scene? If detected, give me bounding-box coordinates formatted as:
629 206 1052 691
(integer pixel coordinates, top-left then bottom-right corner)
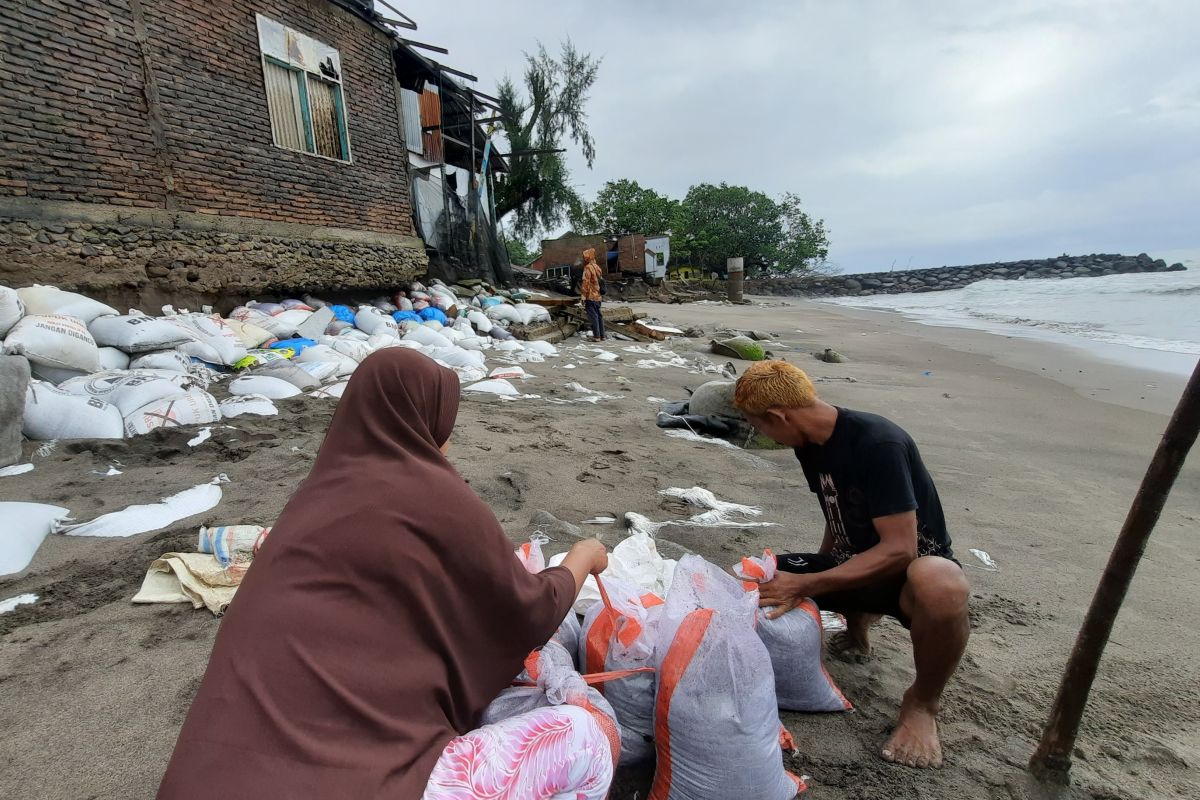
1 297 1196 800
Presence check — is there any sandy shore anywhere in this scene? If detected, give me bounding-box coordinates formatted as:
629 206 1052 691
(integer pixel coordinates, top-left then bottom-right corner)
1 296 1197 800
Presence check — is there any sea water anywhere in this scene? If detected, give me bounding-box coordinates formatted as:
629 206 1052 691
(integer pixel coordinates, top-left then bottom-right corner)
822 269 1199 376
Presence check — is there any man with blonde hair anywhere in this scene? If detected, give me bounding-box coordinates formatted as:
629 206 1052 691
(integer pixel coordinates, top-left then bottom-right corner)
734 360 969 771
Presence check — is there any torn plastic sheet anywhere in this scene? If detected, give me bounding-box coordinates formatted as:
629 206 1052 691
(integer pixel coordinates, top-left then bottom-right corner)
55 476 226 538
647 396 668 404
0 593 39 614
582 516 617 524
623 344 666 355
626 507 778 535
969 548 999 571
91 464 123 476
0 463 34 477
0 502 70 576
187 427 212 447
659 487 763 517
664 429 742 450
592 351 619 362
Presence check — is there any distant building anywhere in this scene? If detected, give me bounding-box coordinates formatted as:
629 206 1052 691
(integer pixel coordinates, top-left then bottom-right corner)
536 231 670 281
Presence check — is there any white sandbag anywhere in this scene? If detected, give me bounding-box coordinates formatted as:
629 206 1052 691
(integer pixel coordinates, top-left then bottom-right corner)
653 555 801 800
439 326 464 343
233 349 290 370
366 333 406 352
167 313 246 366
421 319 445 331
733 550 852 712
224 317 275 349
1 502 70 576
0 285 25 337
556 524 678 615
56 478 224 538
490 365 528 380
23 381 124 440
98 347 130 370
523 340 558 356
219 394 278 418
88 313 192 353
308 381 348 400
463 379 519 397
130 350 194 373
330 338 374 363
491 339 524 352
295 361 340 382
123 390 222 437
467 310 493 334
252 361 320 390
16 285 117 323
426 346 486 370
579 576 662 765
3 314 101 371
514 303 552 325
229 375 301 399
402 325 453 349
198 524 270 567
485 304 522 324
268 308 313 337
228 305 279 333
296 344 357 377
60 370 198 416
457 336 488 352
354 308 399 336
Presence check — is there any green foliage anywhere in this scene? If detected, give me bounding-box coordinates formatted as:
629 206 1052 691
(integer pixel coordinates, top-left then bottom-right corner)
574 179 680 235
674 183 783 274
777 193 830 272
492 41 601 239
505 238 538 265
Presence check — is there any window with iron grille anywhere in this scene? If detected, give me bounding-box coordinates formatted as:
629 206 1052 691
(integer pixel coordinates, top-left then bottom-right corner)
257 15 351 162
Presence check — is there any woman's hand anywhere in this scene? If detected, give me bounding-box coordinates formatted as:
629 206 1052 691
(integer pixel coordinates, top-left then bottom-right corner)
561 538 609 595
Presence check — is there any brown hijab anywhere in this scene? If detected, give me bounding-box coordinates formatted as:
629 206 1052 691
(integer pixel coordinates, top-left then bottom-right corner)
158 348 576 799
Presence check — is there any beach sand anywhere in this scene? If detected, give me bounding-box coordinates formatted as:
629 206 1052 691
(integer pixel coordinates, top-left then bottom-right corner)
1 297 1197 799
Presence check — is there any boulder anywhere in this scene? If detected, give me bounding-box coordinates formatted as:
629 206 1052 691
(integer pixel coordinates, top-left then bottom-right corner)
814 348 847 364
0 356 31 466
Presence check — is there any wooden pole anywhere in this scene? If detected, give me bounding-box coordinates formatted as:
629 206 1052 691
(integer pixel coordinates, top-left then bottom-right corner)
1030 357 1200 782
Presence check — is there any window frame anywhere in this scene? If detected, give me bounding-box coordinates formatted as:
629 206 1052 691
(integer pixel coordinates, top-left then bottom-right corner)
259 48 353 164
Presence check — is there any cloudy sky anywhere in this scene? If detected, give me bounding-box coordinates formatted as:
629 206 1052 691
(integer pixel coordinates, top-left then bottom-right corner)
401 0 1199 273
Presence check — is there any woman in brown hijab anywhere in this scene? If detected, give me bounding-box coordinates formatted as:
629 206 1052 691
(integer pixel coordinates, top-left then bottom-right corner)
158 348 609 799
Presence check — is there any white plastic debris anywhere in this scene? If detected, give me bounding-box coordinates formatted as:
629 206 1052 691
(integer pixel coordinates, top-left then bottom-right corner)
0 593 38 614
642 324 684 335
660 487 763 517
308 381 349 400
0 463 34 477
592 351 619 362
91 465 123 476
821 610 848 633
187 427 212 447
969 548 999 571
0 502 70 575
582 516 617 524
219 394 278 419
664 429 742 450
647 397 668 404
56 477 225 538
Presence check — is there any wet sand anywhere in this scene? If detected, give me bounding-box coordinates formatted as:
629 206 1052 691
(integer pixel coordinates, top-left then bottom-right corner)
1 296 1197 799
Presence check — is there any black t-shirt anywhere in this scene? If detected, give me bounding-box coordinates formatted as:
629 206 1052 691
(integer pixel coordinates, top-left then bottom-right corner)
795 407 953 563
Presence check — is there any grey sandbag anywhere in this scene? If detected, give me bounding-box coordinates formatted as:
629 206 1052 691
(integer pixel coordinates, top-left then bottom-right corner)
296 306 335 340
254 360 321 390
0 355 31 467
688 380 742 419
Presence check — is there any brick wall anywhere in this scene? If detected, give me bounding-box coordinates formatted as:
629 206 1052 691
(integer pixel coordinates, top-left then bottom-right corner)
616 234 646 274
0 0 415 237
541 235 606 270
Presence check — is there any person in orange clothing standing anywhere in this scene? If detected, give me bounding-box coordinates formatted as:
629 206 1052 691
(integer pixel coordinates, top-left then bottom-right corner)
579 247 606 342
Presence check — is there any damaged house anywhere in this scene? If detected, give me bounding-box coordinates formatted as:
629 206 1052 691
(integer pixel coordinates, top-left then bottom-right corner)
0 0 511 309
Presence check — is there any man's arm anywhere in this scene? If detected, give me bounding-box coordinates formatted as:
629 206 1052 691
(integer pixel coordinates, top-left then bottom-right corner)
759 511 917 617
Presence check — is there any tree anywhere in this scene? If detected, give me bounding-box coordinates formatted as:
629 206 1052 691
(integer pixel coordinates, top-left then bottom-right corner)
492 41 601 239
504 237 538 265
775 193 830 273
575 179 680 235
674 183 784 274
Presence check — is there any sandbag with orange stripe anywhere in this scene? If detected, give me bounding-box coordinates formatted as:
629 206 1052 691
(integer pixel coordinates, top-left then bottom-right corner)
649 555 804 800
578 575 663 766
514 535 582 661
734 549 852 713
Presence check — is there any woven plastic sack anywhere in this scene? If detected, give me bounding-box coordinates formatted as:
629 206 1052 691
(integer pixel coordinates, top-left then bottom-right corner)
649 555 802 800
3 314 101 371
219 394 278 419
514 303 552 325
0 285 23 337
355 308 399 336
23 381 124 440
88 313 191 353
59 370 199 416
129 351 193 373
16 285 117 323
580 576 663 766
733 550 851 712
252 361 321 390
98 347 130 370
514 536 581 658
482 640 622 772
123 390 221 437
330 304 356 324
198 524 270 572
223 317 275 349
229 375 301 399
402 325 453 349
485 304 522 325
296 344 357 377
466 309 493 334
167 313 247 366
418 306 449 325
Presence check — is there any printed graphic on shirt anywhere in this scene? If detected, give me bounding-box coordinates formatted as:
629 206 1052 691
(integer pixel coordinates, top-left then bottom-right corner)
819 472 852 558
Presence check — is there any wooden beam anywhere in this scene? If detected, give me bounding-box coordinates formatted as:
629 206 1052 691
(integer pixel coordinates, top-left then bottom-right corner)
377 1 418 29
1030 357 1200 782
398 38 448 55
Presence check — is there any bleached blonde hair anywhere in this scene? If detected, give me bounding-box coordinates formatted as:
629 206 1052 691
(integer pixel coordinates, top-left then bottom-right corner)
734 360 818 414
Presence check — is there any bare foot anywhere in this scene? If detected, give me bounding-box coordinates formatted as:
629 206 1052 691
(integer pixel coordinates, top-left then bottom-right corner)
828 612 878 663
882 689 943 769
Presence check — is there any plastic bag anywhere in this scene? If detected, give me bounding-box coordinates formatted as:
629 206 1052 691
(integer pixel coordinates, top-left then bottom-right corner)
23 381 124 440
482 640 622 772
3 314 101 371
557 526 678 615
580 576 663 765
650 555 801 800
418 306 449 325
733 550 852 712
